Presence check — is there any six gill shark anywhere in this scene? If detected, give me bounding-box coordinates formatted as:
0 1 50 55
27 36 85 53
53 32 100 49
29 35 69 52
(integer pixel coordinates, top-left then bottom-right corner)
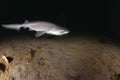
1 20 69 37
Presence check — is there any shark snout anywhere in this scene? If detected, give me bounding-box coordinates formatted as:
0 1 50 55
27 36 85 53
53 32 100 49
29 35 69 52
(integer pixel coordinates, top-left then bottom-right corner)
59 29 70 35
64 30 69 34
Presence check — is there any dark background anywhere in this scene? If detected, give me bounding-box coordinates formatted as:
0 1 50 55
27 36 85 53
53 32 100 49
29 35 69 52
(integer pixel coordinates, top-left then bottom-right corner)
0 0 118 39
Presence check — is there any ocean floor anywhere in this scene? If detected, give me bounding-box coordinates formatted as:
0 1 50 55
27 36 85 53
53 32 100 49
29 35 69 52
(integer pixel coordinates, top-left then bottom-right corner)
0 34 120 80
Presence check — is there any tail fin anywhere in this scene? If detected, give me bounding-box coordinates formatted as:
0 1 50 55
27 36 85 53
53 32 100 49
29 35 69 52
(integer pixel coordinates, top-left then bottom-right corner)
1 24 22 31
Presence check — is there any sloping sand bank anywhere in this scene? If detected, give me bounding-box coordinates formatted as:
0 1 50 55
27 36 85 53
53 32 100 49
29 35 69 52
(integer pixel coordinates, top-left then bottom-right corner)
0 35 119 80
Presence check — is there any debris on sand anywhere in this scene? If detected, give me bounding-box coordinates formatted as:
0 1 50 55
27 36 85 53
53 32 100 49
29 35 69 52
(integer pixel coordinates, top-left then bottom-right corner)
0 56 11 80
30 49 36 58
2 56 9 64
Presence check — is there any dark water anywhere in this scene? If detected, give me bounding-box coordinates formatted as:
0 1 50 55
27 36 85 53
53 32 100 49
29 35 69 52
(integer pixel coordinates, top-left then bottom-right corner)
0 0 118 42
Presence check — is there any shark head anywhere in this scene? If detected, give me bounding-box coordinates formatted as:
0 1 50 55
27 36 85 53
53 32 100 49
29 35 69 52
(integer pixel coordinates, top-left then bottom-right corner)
47 27 70 36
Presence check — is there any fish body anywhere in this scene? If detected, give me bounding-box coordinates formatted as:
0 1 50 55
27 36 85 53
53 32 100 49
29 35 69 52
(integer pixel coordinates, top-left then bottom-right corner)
1 21 69 37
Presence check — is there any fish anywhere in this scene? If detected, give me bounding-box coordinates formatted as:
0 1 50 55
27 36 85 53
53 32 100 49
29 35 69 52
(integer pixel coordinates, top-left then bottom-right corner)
1 20 70 37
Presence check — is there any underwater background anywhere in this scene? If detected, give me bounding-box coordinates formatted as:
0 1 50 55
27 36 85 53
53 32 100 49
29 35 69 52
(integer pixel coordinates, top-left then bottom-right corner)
0 0 119 80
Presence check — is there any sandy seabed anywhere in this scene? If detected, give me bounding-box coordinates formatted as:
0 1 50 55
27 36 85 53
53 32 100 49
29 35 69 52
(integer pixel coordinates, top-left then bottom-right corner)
0 35 119 80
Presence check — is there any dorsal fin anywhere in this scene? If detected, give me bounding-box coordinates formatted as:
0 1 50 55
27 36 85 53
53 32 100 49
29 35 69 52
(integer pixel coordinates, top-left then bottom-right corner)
24 20 29 23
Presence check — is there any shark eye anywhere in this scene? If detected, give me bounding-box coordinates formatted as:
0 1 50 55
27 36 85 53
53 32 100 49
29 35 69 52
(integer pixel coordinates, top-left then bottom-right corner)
60 30 64 33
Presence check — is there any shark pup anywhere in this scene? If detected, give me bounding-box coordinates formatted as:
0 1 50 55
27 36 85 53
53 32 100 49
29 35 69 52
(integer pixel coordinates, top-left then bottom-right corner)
1 20 69 37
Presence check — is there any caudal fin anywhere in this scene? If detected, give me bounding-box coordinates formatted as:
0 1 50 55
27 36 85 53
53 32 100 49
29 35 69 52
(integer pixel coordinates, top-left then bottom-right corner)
1 24 22 31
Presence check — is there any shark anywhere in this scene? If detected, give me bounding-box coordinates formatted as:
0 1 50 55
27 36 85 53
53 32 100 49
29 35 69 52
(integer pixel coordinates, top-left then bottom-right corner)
1 20 69 37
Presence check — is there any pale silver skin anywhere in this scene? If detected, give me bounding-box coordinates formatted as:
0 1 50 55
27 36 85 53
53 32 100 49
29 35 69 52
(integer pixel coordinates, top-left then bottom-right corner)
1 21 70 37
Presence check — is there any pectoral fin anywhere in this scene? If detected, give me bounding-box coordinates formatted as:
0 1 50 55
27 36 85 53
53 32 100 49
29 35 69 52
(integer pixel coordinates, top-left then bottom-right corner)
35 31 46 37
